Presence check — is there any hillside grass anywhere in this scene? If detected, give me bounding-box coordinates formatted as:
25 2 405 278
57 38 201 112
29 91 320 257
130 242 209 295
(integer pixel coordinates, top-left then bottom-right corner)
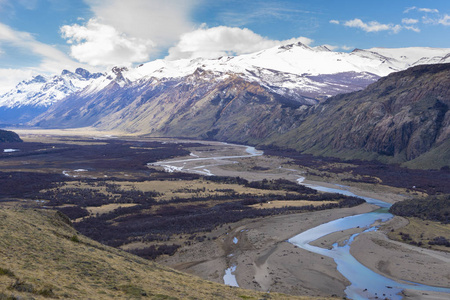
0 208 321 300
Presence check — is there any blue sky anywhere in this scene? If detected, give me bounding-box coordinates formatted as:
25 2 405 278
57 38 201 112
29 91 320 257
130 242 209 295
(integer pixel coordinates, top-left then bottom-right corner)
0 0 449 92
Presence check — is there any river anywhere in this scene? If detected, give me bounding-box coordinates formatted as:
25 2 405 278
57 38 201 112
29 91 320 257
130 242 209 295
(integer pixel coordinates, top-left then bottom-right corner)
289 183 450 299
151 142 450 299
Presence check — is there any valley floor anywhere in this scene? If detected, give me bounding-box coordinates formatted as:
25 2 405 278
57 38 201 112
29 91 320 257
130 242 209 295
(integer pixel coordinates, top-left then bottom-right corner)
160 201 450 299
148 139 450 299
3 129 450 299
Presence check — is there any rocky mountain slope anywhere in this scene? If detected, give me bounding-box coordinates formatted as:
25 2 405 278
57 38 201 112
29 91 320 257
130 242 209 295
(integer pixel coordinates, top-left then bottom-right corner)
5 44 450 168
27 45 450 132
5 43 450 127
0 208 311 299
0 68 103 124
268 63 450 168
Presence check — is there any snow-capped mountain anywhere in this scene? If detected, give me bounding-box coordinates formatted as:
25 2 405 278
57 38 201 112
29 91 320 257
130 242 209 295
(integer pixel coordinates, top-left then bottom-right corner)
3 42 450 127
0 68 103 108
77 42 450 101
0 68 103 124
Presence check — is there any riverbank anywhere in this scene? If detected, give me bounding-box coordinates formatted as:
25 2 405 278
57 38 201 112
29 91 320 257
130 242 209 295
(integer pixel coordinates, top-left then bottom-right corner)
160 199 449 299
159 203 378 297
350 216 450 299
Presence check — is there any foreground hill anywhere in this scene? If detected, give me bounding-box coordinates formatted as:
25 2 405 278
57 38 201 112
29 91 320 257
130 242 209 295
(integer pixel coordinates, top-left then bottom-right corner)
0 208 317 299
268 63 450 169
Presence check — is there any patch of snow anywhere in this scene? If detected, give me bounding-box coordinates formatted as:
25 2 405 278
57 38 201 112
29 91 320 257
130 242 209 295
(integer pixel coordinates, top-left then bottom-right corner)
223 266 239 287
233 237 238 244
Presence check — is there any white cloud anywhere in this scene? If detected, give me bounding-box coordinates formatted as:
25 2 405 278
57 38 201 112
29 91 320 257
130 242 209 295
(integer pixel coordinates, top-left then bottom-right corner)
166 26 313 60
422 14 450 26
59 0 200 67
404 7 439 14
344 19 402 33
61 19 155 67
418 8 439 14
84 0 198 48
329 20 340 25
404 26 420 33
402 18 418 24
438 14 450 26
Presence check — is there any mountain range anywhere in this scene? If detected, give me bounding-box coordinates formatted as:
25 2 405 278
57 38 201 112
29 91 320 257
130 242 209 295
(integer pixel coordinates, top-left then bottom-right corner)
1 43 450 168
0 68 103 124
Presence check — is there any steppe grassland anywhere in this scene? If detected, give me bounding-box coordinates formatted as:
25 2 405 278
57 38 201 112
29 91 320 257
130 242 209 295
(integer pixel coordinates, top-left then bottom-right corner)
1 208 314 300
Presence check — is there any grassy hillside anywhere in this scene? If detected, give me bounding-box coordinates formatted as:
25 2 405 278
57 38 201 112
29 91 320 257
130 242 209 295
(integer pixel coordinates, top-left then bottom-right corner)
0 208 321 300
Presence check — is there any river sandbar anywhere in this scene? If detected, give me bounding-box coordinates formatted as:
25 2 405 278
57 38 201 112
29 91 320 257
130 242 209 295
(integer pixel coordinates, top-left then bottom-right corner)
159 203 376 297
350 219 450 290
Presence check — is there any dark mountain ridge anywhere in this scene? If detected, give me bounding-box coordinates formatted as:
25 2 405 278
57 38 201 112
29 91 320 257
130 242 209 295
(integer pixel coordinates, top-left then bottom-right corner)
268 63 450 168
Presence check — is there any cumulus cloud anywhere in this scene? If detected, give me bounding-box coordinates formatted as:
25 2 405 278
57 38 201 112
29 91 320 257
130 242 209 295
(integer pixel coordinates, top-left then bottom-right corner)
166 26 313 60
344 19 402 33
85 0 198 48
402 18 419 24
61 19 155 67
59 0 200 67
329 20 340 25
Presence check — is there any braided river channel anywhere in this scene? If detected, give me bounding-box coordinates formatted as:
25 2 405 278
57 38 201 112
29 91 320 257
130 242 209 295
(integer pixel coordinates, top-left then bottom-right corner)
152 142 450 300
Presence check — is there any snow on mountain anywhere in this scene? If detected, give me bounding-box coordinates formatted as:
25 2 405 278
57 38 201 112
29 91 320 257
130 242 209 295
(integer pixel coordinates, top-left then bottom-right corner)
84 42 449 101
0 68 103 109
119 42 450 81
2 42 450 122
365 47 450 66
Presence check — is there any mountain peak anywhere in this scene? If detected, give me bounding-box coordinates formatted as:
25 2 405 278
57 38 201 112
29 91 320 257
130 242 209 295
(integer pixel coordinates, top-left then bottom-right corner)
112 66 128 75
28 75 47 84
75 68 91 79
278 41 311 51
61 69 74 77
